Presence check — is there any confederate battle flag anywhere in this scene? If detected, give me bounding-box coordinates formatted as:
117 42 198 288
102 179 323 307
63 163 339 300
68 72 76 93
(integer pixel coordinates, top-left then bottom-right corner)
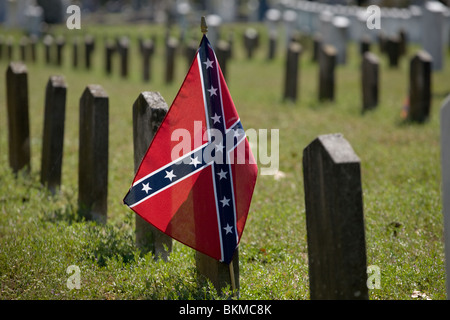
123 34 258 264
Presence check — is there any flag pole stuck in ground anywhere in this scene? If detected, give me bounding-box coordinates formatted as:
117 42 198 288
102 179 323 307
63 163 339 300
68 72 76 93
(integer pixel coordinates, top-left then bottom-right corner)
202 15 237 296
123 15 258 280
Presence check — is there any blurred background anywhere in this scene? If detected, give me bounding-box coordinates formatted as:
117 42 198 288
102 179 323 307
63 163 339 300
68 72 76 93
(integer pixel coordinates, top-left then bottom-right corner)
1 0 449 31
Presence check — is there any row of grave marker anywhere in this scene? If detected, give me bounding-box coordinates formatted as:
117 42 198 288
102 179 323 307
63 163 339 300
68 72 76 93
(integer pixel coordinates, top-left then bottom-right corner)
1 27 434 121
5 60 369 298
275 0 449 71
285 39 432 123
4 61 238 295
3 39 446 300
7 58 447 298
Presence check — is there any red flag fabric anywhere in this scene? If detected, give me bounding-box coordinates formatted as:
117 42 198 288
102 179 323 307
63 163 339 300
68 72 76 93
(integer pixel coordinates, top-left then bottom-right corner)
123 35 258 264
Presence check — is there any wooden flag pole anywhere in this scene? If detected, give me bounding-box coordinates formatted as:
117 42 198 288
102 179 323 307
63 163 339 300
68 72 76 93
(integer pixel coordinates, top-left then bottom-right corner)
229 261 236 297
201 15 236 298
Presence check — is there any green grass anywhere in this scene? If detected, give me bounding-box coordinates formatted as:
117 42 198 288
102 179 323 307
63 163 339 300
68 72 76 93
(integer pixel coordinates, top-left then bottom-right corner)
0 21 448 300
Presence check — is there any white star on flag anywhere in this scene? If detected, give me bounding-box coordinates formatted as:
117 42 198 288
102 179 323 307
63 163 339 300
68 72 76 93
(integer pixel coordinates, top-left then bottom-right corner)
220 196 230 207
141 182 152 194
164 170 176 182
189 156 201 168
215 142 224 153
203 58 214 69
223 224 233 234
211 113 221 124
217 169 227 180
208 86 217 96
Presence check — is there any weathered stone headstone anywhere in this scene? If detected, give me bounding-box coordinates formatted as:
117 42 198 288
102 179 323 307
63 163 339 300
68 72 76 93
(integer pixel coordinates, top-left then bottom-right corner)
104 40 115 75
215 40 230 81
41 75 67 193
132 92 172 259
441 95 450 299
311 33 322 62
265 8 281 49
377 33 386 54
165 37 178 84
227 32 234 59
78 85 109 223
55 36 65 66
360 35 370 56
283 42 302 103
408 50 432 123
303 133 368 300
43 34 53 65
267 30 277 60
386 35 400 68
19 37 27 62
84 35 95 70
6 36 13 60
184 39 197 69
398 29 407 56
243 28 259 59
318 44 336 102
361 52 379 112
72 37 79 68
6 62 30 175
29 35 37 62
118 36 129 78
141 39 154 82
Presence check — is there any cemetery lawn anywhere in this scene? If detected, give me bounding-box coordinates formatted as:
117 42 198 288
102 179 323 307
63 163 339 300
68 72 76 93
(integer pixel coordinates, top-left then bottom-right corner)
0 22 447 300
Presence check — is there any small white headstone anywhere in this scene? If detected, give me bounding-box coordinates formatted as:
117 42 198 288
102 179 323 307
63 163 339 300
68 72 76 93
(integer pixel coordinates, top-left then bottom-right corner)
408 5 423 44
283 9 297 48
206 14 222 48
422 1 446 71
330 16 349 65
441 95 450 299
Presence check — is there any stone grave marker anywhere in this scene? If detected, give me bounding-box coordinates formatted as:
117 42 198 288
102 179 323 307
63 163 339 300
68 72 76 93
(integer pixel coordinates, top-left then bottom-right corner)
243 28 259 59
318 44 336 102
133 92 172 259
303 133 368 300
386 35 400 68
55 36 65 66
84 35 95 70
361 52 379 112
283 42 302 103
6 62 30 175
41 75 67 193
141 39 154 82
408 50 432 123
165 37 178 84
78 85 109 223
